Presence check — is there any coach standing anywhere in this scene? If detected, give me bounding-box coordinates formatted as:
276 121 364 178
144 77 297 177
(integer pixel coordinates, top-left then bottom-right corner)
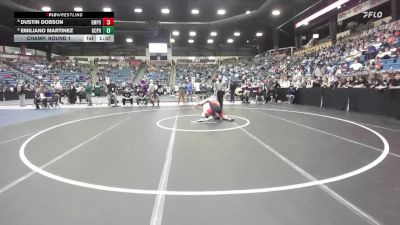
17 81 25 107
215 76 226 110
84 81 93 106
177 79 186 105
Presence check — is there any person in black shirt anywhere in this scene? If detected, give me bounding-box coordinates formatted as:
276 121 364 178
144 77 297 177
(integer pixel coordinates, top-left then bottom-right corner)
312 77 322 88
136 86 148 105
330 79 340 89
345 76 354 88
389 73 400 89
229 81 238 103
273 81 281 102
107 81 117 106
286 85 296 104
122 88 133 106
68 83 77 104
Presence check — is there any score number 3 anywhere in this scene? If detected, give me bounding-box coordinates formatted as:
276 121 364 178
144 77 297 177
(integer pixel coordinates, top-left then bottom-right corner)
102 18 114 26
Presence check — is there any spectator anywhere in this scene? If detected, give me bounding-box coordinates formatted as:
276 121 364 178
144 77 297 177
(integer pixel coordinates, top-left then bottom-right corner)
389 72 400 89
177 79 186 104
122 87 133 105
229 81 238 103
350 60 363 71
84 81 93 106
214 76 226 109
194 79 201 100
107 81 117 106
68 83 77 104
54 79 63 105
186 80 194 103
286 86 296 104
93 82 102 105
16 81 25 107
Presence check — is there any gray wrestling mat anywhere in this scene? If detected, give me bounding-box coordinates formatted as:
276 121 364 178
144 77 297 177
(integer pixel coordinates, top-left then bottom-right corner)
0 104 399 225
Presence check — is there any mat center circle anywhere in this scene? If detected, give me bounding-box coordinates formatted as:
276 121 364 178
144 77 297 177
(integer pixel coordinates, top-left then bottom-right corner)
18 108 389 196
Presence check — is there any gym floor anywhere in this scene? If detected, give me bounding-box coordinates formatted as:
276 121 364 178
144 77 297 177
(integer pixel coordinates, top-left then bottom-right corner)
0 103 399 225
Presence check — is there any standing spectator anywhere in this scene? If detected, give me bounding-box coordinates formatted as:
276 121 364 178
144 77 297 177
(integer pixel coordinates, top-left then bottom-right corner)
194 79 201 100
84 81 93 106
54 79 63 105
107 80 117 106
93 82 102 105
186 79 194 103
68 82 77 104
242 79 252 104
214 76 226 109
200 81 208 100
76 85 85 104
148 80 156 97
229 81 238 103
177 79 186 104
166 85 172 96
17 81 25 107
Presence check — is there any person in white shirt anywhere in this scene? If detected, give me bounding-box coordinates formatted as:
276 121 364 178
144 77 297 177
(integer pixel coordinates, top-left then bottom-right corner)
349 60 363 71
148 80 155 95
17 82 25 107
314 66 322 77
280 77 291 88
194 80 201 98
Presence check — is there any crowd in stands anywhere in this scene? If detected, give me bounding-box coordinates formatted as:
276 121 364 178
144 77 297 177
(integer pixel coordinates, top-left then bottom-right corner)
0 63 27 91
204 19 400 98
145 65 171 83
176 64 218 84
9 58 91 87
174 64 221 104
142 65 173 94
2 18 400 108
169 19 400 105
247 19 400 90
97 64 138 85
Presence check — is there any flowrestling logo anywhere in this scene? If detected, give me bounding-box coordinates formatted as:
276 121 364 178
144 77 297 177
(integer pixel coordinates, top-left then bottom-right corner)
363 11 383 19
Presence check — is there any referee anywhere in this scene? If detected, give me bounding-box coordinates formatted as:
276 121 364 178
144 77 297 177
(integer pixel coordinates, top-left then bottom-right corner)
215 76 226 110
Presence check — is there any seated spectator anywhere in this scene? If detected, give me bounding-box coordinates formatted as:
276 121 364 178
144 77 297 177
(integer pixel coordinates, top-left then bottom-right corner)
34 86 55 109
349 60 363 71
388 72 400 89
286 86 296 104
122 87 133 105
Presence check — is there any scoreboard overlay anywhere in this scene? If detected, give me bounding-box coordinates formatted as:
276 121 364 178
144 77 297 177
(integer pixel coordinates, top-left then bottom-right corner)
14 12 114 42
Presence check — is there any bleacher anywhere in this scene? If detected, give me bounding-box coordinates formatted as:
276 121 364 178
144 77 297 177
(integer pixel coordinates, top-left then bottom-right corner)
0 70 17 87
175 64 217 84
0 62 23 88
381 58 400 72
108 67 134 82
59 68 91 86
145 66 171 83
98 65 139 85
